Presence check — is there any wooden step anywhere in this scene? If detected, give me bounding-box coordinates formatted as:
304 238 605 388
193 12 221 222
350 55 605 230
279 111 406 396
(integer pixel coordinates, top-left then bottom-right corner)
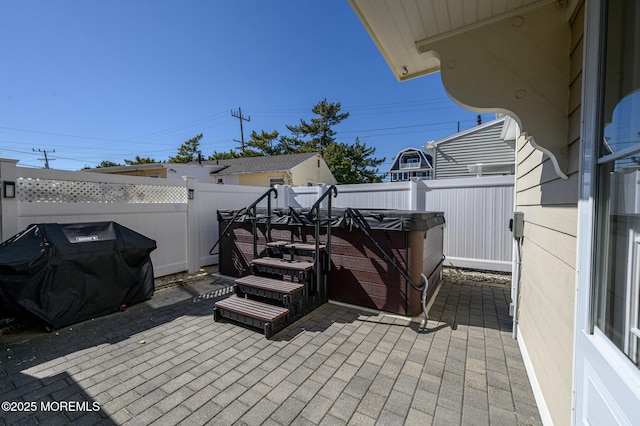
266 240 290 248
252 257 314 272
236 275 304 295
284 243 326 251
235 275 305 314
266 241 325 252
213 295 289 338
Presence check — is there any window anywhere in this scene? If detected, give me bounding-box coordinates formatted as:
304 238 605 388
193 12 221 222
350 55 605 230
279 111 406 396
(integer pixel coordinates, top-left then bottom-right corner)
593 0 640 366
269 177 285 187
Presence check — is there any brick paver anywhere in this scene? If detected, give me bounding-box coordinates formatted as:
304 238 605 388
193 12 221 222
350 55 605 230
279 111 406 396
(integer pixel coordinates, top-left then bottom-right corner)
0 271 542 425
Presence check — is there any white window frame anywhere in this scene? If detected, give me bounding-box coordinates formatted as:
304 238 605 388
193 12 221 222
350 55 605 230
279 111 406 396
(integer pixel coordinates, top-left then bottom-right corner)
575 0 640 404
269 177 285 187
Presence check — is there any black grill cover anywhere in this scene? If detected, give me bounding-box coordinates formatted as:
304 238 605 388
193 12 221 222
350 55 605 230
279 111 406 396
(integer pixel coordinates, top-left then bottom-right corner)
0 222 156 329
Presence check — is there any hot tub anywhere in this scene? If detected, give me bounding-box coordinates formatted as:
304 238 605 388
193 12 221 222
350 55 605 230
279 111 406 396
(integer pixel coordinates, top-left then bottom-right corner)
217 208 445 316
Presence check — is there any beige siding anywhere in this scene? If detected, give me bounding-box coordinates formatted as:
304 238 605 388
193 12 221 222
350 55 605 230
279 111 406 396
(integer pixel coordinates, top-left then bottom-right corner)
238 172 290 187
518 204 576 237
110 168 167 178
518 239 576 422
515 3 583 425
290 156 337 186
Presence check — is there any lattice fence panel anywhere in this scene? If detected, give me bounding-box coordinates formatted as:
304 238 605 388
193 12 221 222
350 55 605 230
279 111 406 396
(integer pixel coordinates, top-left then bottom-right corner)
17 178 187 203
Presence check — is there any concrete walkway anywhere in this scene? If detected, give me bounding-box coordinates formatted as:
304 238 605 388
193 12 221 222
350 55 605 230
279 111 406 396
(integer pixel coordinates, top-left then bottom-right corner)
0 272 541 425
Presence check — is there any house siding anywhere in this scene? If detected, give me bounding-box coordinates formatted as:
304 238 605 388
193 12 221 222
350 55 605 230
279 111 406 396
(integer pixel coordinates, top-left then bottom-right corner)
434 121 515 179
515 3 583 425
238 172 291 187
290 155 337 186
108 168 167 178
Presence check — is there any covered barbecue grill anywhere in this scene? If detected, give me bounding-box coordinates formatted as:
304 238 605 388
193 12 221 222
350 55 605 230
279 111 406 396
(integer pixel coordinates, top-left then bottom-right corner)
0 222 156 329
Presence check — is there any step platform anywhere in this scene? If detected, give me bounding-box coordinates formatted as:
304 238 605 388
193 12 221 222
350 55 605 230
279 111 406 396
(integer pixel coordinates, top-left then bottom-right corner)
285 243 326 252
235 275 304 306
266 241 326 252
213 295 289 339
251 257 314 279
266 240 290 248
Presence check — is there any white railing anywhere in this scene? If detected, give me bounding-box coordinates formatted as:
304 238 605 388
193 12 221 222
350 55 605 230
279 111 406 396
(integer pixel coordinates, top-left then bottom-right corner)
399 162 421 169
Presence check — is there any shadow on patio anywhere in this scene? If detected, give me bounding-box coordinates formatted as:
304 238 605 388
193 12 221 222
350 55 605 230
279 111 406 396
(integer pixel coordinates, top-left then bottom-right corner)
0 269 541 425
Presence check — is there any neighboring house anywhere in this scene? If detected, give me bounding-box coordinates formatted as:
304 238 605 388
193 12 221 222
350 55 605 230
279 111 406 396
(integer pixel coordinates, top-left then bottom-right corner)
88 152 337 187
204 152 336 187
387 147 433 181
424 115 517 179
86 163 208 180
350 1 639 425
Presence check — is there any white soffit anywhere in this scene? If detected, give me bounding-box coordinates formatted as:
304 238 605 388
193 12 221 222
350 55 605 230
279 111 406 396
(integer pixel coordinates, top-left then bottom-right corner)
349 0 557 82
349 0 573 179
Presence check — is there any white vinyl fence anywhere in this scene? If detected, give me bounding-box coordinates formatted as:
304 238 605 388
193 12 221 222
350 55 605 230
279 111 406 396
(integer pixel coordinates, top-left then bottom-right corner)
287 181 417 210
0 159 267 277
421 176 514 271
0 158 514 275
286 176 514 271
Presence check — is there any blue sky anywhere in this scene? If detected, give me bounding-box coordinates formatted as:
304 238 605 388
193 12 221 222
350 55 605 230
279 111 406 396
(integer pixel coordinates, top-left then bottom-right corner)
0 1 492 173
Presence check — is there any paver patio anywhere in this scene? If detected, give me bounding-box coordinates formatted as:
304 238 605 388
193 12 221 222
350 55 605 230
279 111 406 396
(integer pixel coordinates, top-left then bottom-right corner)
0 269 541 425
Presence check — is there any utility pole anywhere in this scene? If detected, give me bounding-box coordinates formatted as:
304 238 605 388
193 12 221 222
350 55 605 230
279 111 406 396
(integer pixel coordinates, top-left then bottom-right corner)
231 107 250 150
33 148 55 169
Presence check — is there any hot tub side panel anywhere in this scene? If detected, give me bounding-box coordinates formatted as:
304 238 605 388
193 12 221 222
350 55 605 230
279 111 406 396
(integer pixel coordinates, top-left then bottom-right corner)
405 225 445 316
423 224 445 304
218 221 316 277
219 222 253 277
327 228 411 315
407 230 426 317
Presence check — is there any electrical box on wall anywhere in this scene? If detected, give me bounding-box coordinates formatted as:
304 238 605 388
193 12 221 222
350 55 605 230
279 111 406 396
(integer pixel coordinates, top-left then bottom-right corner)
510 212 525 238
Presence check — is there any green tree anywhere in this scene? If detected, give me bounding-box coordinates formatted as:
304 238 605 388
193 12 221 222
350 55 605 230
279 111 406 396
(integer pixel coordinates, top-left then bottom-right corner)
169 133 203 163
283 99 384 184
204 100 384 184
243 130 282 156
324 138 385 184
209 149 240 160
209 130 284 159
285 99 349 153
96 160 122 168
124 156 158 165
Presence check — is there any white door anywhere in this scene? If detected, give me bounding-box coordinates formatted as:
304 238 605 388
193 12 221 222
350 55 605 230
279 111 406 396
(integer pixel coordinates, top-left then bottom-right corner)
574 1 640 424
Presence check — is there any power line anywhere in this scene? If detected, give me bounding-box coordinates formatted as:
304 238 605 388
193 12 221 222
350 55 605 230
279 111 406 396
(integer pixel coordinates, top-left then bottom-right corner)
33 148 55 169
336 120 465 136
0 111 231 147
129 111 230 142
